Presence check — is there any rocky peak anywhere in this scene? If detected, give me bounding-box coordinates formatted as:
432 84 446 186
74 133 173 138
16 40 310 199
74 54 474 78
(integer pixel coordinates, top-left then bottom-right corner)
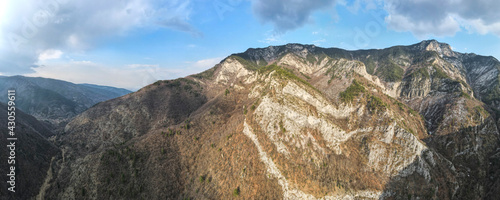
416 39 455 57
236 43 316 63
284 43 316 52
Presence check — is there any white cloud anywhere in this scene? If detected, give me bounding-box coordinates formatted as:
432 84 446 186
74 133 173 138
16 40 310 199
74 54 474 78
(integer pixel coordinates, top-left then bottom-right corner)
312 39 327 46
386 13 460 38
0 0 201 75
25 61 171 90
339 0 381 13
258 31 285 44
384 0 500 38
252 0 337 33
127 64 160 68
25 57 223 90
191 57 223 69
0 0 10 30
38 49 63 61
465 18 500 36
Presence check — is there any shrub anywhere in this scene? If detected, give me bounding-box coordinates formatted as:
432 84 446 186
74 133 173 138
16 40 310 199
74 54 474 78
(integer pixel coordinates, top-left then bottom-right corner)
233 187 240 196
192 66 217 80
184 123 191 130
258 64 319 92
165 80 181 88
363 58 376 75
183 84 193 91
409 67 430 79
225 89 230 96
339 80 365 103
305 54 317 64
279 120 286 132
230 55 260 70
376 60 404 82
300 72 311 79
121 173 126 183
460 91 471 99
433 66 449 79
394 100 405 111
367 96 386 113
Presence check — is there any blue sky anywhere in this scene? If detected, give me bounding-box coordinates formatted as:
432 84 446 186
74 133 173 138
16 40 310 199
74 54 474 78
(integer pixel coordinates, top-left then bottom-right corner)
1 0 500 90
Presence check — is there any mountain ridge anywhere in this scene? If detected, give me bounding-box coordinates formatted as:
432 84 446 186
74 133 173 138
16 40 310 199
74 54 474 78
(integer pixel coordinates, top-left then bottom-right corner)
0 76 132 132
32 40 500 199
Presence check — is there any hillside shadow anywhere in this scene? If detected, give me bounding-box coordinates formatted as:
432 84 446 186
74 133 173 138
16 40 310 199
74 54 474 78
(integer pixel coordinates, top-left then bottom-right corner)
381 122 500 199
0 103 60 200
380 148 457 199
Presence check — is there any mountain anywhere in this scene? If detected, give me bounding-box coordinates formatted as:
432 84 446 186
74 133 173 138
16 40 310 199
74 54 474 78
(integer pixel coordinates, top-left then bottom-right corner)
37 40 500 199
0 102 59 200
78 83 133 97
0 76 131 132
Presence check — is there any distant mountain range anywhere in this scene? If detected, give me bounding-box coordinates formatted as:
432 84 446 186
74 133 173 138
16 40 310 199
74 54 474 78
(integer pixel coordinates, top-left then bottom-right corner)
0 76 131 132
4 40 500 199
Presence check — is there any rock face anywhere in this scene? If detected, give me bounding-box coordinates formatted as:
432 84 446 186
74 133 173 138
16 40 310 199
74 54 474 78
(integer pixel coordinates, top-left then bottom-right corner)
0 76 131 132
36 40 500 199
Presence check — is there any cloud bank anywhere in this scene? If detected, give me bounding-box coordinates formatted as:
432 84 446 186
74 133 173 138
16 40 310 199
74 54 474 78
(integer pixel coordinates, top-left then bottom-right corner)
25 57 223 91
251 0 500 38
251 0 337 33
0 0 200 74
385 0 500 37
